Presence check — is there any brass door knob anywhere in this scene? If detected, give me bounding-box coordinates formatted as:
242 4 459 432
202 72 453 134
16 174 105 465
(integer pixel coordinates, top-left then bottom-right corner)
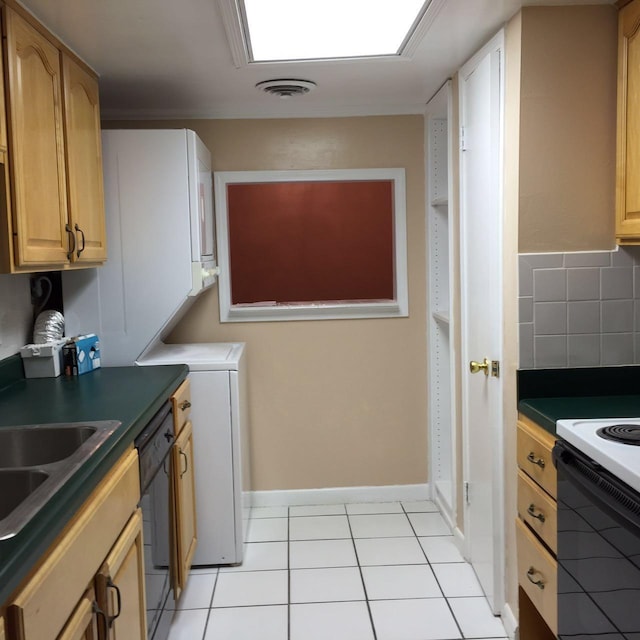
469 358 490 375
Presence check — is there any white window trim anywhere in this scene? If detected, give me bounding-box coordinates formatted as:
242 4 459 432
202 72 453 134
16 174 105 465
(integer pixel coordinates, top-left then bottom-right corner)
214 168 409 323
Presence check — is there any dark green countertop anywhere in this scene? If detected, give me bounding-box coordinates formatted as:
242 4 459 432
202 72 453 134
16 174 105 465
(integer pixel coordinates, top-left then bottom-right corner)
0 356 188 605
519 395 640 435
517 366 640 435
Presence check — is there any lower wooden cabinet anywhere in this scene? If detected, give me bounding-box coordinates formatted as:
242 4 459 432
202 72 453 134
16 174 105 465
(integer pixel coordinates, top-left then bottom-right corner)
58 589 99 640
4 449 141 640
96 510 146 640
172 420 197 599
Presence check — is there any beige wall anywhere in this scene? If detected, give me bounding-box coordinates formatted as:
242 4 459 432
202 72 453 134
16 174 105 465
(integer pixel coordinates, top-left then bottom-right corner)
518 5 617 252
110 117 428 491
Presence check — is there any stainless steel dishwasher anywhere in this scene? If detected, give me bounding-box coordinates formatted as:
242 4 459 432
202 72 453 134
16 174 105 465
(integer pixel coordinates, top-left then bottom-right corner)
135 402 175 640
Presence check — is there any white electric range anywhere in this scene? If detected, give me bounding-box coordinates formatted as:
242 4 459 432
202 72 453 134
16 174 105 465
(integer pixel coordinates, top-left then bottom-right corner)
556 416 640 494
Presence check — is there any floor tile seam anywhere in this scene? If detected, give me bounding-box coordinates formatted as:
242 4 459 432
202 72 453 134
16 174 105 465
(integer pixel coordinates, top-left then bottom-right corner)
402 503 434 567
346 510 379 640
401 503 465 639
198 570 220 640
287 508 291 640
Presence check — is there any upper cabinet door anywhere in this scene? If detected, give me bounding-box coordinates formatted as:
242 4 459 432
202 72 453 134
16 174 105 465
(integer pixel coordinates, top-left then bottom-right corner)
4 7 70 265
617 0 640 243
62 54 106 263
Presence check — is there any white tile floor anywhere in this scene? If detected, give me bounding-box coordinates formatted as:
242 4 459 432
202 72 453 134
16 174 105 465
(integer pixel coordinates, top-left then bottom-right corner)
167 500 508 640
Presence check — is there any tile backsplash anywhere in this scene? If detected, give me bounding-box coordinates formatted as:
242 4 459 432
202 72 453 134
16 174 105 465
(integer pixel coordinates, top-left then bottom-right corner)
519 247 640 368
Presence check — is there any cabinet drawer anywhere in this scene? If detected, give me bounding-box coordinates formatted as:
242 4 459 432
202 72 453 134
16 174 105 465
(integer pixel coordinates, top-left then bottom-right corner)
517 418 556 499
517 470 557 554
171 378 191 435
7 448 139 640
516 518 557 635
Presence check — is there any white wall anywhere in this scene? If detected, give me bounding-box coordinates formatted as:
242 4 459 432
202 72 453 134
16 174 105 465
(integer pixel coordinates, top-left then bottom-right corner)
0 274 33 360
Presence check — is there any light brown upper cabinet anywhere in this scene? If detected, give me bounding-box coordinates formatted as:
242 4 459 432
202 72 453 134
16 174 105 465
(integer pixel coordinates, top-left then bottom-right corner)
616 0 640 243
0 5 106 271
62 55 106 263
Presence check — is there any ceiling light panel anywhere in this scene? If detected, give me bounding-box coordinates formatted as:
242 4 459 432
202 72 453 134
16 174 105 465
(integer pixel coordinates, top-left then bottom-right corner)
242 0 427 62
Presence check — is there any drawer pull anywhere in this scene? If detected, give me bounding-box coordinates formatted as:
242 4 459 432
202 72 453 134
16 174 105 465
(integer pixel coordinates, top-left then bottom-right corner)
526 452 545 469
526 566 545 589
527 504 546 522
179 400 191 411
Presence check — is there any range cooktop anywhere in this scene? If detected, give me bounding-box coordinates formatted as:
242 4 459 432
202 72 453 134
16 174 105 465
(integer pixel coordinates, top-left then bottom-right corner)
556 417 640 494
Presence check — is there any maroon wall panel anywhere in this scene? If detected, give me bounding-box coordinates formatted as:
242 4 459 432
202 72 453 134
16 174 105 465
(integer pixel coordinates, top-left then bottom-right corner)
227 180 395 305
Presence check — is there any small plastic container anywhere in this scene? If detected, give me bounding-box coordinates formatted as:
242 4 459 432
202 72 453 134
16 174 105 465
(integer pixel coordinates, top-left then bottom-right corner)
20 339 67 378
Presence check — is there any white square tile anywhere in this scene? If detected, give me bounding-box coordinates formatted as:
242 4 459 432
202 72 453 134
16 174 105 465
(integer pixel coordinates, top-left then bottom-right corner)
220 542 288 572
290 567 365 603
167 609 208 640
418 536 464 563
432 563 484 597
362 565 442 600
369 598 462 640
212 570 288 607
291 602 375 640
172 573 216 609
402 500 439 513
448 597 508 639
349 514 414 538
290 504 346 516
346 502 403 514
355 537 426 566
251 506 288 518
290 539 357 568
408 512 450 536
246 517 288 542
205 605 288 640
289 515 351 540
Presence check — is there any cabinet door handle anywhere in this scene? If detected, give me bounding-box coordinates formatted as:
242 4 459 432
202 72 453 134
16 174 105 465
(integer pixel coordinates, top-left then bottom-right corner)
526 567 545 589
75 223 86 258
65 223 76 260
179 400 191 411
526 452 545 469
180 449 188 477
527 504 546 522
106 577 122 625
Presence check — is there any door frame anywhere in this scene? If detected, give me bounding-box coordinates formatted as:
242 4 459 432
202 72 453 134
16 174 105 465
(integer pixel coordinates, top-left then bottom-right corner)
458 29 505 614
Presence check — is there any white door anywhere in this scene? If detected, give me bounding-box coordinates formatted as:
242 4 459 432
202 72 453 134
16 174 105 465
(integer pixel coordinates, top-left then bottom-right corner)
459 31 505 613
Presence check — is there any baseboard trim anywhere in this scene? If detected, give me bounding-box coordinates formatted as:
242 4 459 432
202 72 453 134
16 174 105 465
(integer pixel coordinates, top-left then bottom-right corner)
502 602 518 639
452 525 467 559
250 483 430 507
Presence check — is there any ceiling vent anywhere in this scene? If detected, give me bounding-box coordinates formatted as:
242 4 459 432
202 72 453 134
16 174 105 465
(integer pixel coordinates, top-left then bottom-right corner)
256 79 316 98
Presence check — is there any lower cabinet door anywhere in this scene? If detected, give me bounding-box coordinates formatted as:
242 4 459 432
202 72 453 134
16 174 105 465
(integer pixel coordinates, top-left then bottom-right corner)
96 509 147 640
58 588 99 640
173 420 198 598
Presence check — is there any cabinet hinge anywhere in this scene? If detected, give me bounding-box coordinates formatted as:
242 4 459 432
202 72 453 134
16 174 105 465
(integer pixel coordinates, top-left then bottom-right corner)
464 481 470 505
460 126 466 152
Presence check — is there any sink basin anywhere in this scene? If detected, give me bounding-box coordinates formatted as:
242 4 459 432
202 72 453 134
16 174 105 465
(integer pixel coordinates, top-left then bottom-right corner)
0 425 97 467
0 469 49 520
0 420 121 540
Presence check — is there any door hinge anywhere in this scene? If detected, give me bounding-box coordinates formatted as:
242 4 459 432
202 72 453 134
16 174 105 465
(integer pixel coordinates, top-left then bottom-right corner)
464 481 470 505
460 126 466 151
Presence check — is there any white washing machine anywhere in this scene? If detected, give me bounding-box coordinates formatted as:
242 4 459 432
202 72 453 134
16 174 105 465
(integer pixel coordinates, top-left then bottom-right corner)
138 341 250 565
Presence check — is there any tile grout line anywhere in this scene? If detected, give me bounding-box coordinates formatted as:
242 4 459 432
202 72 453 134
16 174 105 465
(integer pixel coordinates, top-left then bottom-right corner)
346 505 379 640
200 568 219 640
401 504 466 640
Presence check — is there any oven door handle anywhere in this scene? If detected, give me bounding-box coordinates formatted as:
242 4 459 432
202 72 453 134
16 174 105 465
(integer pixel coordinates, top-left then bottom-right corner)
553 441 640 537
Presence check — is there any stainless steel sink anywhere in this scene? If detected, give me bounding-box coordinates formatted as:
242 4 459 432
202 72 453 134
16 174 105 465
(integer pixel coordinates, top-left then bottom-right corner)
0 469 50 520
0 425 98 467
0 420 121 540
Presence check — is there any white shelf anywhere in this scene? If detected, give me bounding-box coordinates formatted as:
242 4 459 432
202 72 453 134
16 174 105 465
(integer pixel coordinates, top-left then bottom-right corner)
432 310 450 325
431 196 449 207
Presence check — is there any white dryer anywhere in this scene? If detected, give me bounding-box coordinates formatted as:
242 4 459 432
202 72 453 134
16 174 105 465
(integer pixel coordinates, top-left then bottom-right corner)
138 342 250 566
